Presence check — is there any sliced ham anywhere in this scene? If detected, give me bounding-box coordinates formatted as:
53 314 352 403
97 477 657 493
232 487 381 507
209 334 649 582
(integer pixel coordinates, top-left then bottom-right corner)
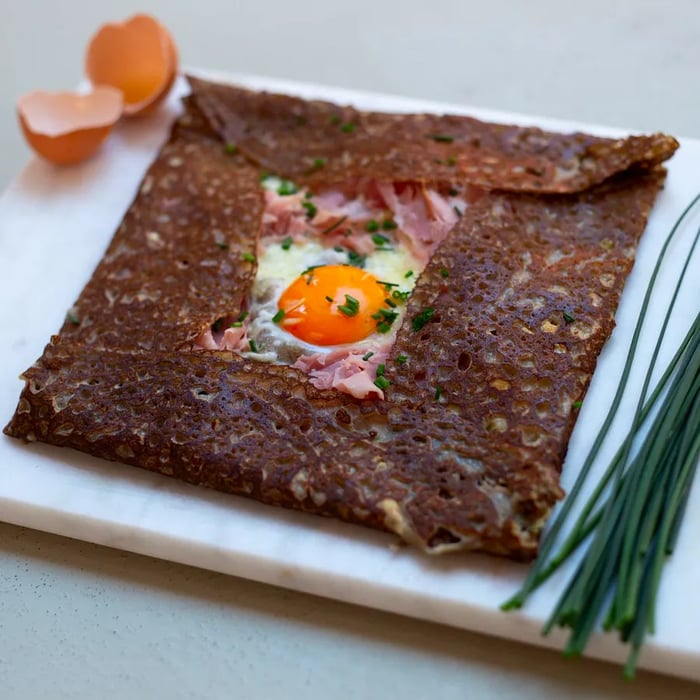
196 328 219 351
261 179 464 263
261 189 308 242
376 182 461 265
194 323 248 352
293 344 391 400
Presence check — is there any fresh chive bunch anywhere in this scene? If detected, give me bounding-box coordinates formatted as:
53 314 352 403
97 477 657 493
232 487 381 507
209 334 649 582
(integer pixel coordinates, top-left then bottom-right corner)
502 192 700 678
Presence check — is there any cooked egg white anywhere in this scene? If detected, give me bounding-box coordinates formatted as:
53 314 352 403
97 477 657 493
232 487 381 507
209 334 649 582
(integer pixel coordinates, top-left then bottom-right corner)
243 238 420 362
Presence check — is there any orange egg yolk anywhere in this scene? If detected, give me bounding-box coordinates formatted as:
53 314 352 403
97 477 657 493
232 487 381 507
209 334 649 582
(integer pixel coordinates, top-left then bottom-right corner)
277 265 389 345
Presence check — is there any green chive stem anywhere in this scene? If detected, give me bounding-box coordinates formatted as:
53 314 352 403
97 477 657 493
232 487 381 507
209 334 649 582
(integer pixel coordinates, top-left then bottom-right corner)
500 192 700 677
321 216 348 235
503 192 700 612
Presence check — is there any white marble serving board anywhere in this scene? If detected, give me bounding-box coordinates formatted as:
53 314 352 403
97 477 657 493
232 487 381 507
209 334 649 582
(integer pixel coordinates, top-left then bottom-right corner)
1 71 699 682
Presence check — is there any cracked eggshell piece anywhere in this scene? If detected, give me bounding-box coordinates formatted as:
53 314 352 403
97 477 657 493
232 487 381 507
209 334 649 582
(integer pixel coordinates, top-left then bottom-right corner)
17 86 124 165
85 13 178 117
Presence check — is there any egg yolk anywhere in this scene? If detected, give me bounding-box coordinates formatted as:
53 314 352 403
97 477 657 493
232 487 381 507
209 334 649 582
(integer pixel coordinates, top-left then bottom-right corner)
278 265 389 345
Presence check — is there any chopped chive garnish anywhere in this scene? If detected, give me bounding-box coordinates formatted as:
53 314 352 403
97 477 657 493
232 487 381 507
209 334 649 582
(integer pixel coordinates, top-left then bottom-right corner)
382 219 398 230
374 376 390 390
66 310 80 325
385 298 397 308
434 386 443 400
373 306 399 332
365 220 380 232
377 280 399 289
340 122 356 133
248 339 258 353
312 157 326 169
277 180 298 196
224 143 237 154
573 400 583 409
453 205 463 217
563 311 576 324
304 191 313 199
392 290 410 302
404 270 414 278
230 321 243 328
337 294 360 317
304 267 318 284
325 295 334 303
321 215 348 236
242 252 256 263
376 364 385 377
412 307 435 331
362 351 374 361
427 133 454 143
215 241 229 250
440 268 449 278
259 171 270 181
347 250 367 269
397 354 408 365
302 200 317 219
333 246 345 252
237 311 249 322
272 309 285 324
372 233 390 246
329 115 341 125
281 236 293 251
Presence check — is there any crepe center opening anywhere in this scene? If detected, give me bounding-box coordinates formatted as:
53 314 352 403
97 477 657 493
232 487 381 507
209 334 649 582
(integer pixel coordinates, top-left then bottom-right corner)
195 177 468 399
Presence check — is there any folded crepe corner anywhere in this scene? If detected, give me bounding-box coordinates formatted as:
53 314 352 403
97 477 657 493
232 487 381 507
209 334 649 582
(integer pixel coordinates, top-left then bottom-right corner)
3 76 678 560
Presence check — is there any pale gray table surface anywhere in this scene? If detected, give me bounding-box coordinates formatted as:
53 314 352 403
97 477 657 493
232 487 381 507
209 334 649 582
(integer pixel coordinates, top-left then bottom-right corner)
2 2 700 698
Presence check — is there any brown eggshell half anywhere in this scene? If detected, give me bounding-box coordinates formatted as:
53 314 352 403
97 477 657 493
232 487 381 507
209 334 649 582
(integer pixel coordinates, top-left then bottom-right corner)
17 87 124 165
85 14 178 117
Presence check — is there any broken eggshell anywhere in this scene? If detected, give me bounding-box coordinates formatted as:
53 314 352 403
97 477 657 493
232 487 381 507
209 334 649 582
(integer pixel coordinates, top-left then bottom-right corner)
17 87 124 165
85 14 178 117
